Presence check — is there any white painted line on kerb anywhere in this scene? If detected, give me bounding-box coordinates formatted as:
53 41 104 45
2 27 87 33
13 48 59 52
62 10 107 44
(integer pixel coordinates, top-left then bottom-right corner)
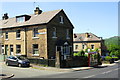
83 75 96 78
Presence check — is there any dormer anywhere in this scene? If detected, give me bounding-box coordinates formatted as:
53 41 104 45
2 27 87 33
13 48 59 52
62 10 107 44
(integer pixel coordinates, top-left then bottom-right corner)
16 15 31 23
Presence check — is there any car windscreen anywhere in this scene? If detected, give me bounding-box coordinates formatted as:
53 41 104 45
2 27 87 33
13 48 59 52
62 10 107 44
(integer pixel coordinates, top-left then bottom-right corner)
17 56 27 60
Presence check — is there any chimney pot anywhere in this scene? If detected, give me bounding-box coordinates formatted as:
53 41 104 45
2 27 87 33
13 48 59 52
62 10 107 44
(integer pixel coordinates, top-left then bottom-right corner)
2 13 9 20
34 7 42 15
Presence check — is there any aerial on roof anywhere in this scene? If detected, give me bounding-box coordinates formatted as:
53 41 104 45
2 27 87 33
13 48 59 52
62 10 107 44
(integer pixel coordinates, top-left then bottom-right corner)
73 33 102 41
0 9 63 29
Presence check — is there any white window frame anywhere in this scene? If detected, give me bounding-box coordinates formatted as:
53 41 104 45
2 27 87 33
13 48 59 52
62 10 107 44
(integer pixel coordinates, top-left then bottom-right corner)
5 32 8 40
16 17 25 23
91 45 94 50
66 29 70 39
82 44 85 49
16 45 21 54
60 16 64 24
52 27 57 38
33 28 39 39
16 30 21 39
33 44 39 56
2 45 4 54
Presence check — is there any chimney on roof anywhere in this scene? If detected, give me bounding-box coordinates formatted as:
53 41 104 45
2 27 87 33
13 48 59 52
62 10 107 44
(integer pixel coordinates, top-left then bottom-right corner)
85 33 90 38
34 7 42 15
2 13 9 20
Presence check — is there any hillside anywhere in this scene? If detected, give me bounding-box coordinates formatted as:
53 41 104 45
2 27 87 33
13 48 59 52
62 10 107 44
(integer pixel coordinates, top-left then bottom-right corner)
104 36 120 46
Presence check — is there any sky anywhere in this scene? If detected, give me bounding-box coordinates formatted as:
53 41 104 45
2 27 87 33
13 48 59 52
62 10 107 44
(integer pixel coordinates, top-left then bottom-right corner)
1 2 118 39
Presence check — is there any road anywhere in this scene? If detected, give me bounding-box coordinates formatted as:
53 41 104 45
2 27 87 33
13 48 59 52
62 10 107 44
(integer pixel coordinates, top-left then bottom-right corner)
38 63 119 78
1 62 120 80
1 62 65 78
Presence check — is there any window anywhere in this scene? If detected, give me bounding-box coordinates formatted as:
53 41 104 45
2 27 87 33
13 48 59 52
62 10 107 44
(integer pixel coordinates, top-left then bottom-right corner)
33 44 39 56
16 45 21 54
75 45 78 49
66 29 70 39
91 45 94 50
59 16 64 24
10 45 13 55
52 27 57 38
2 45 4 54
16 17 25 23
5 32 8 39
5 45 8 55
33 28 38 37
63 45 70 55
0 33 3 38
82 45 85 49
16 30 21 39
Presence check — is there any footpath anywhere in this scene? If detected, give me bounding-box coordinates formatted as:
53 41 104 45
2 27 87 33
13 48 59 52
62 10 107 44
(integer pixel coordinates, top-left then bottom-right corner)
30 60 120 72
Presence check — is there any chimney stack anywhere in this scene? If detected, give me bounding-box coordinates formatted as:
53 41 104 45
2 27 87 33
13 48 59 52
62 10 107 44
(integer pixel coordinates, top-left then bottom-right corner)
2 13 9 20
34 7 42 15
85 33 89 38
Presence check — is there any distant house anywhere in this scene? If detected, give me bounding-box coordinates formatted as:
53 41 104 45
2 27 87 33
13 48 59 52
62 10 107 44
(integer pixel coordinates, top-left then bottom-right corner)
73 33 104 55
0 7 74 64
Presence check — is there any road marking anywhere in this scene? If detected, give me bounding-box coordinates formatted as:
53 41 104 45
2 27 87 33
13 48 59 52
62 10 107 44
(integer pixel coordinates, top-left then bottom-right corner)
114 68 119 71
83 75 95 78
84 67 119 78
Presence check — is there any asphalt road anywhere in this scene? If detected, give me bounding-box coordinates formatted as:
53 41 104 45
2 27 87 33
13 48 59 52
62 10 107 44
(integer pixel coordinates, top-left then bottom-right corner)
1 62 120 80
1 62 65 78
37 63 119 78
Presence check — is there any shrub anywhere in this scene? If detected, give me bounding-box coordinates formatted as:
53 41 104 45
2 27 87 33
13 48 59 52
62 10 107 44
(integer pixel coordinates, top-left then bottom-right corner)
105 56 112 61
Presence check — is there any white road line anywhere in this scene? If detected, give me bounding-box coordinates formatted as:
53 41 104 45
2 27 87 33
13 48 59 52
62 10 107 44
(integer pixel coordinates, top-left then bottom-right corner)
114 68 119 71
83 75 95 78
84 67 119 78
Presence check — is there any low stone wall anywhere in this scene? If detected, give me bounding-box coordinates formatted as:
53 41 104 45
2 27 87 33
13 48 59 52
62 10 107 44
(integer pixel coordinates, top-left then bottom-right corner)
28 56 88 68
28 58 55 67
61 56 88 68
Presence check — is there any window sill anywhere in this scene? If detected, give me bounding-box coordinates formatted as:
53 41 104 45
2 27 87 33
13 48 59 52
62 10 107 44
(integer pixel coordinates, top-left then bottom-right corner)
5 39 9 41
32 37 39 39
16 53 21 56
16 38 21 40
52 37 57 39
33 54 39 56
66 37 70 39
60 22 64 24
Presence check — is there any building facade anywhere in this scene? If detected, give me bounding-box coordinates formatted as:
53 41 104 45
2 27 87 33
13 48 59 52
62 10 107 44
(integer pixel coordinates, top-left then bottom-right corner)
0 7 74 61
73 33 104 55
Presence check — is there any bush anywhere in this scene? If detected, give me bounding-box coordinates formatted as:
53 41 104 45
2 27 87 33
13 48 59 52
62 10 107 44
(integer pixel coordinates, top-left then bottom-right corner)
105 56 112 61
112 56 118 61
73 50 87 57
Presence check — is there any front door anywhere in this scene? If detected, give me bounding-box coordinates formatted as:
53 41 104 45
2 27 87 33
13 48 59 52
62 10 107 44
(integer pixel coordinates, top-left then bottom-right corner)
63 45 70 60
5 45 8 55
10 45 13 55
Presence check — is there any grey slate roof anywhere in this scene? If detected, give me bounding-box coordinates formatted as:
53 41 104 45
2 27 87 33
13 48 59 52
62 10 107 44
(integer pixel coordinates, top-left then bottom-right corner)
0 9 62 29
73 33 102 41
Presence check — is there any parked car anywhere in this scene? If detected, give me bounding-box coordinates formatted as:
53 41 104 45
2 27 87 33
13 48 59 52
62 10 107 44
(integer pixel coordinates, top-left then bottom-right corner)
5 56 30 67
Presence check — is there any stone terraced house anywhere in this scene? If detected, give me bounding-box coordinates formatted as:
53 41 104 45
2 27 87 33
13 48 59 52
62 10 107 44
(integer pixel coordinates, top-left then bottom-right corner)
73 33 104 55
0 7 74 64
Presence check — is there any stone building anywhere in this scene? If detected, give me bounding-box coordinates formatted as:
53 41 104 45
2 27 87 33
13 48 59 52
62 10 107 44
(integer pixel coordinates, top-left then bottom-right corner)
73 33 104 55
0 7 74 61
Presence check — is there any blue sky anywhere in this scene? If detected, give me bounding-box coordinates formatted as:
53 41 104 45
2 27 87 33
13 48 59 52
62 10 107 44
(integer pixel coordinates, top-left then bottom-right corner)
1 2 118 39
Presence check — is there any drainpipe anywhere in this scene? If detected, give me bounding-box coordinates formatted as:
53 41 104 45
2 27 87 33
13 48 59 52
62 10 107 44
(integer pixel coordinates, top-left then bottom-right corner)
24 28 27 57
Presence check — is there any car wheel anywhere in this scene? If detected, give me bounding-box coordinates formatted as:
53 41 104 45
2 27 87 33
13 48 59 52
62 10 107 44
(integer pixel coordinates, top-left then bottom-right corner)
18 64 22 67
6 62 9 66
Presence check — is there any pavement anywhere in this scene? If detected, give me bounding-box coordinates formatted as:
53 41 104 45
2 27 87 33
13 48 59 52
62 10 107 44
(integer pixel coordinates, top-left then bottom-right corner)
30 60 120 72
